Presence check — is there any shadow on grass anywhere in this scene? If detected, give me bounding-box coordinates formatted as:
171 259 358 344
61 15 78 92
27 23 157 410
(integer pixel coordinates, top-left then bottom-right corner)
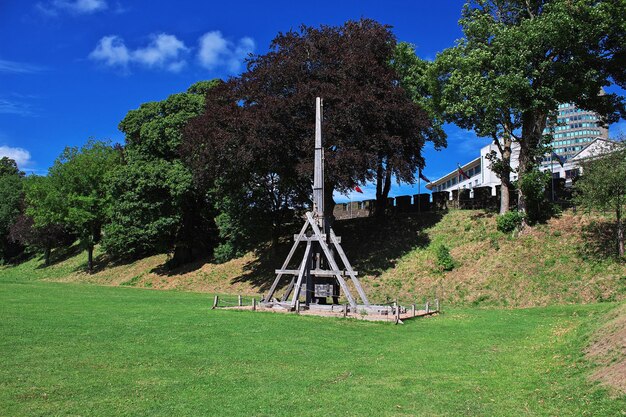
82 252 148 275
149 255 213 277
232 211 444 292
579 220 622 261
35 244 83 270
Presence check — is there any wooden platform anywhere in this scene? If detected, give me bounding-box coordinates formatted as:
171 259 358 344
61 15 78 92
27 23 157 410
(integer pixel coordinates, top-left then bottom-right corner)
218 302 439 323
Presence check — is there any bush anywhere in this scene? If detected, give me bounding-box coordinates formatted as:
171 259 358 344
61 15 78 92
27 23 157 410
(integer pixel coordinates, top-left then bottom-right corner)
435 244 455 271
497 210 525 234
518 169 559 224
213 241 238 264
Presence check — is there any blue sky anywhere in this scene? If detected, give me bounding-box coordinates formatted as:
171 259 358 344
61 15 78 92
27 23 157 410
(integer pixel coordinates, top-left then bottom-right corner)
0 0 624 203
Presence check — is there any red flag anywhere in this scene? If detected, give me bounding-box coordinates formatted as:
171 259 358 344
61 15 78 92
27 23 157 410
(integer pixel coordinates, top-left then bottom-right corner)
419 171 431 183
458 165 470 180
354 185 364 193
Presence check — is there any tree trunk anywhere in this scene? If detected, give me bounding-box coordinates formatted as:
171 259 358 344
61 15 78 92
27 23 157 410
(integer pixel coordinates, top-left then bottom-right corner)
500 183 510 214
618 204 624 258
383 164 392 200
171 195 208 268
323 180 336 225
172 244 193 267
44 245 51 266
499 134 513 215
374 157 385 217
87 244 94 274
489 130 513 214
374 158 392 218
270 224 280 260
518 111 548 223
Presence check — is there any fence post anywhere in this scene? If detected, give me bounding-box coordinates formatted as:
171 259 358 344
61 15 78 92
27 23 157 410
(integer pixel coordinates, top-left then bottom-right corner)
252 298 256 311
343 303 348 318
295 299 300 314
435 299 439 312
412 304 416 317
425 301 430 314
395 304 400 324
238 295 242 307
212 295 219 309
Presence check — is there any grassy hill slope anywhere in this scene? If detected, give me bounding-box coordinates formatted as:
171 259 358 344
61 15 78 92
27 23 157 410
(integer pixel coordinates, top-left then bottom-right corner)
1 210 625 307
367 211 626 307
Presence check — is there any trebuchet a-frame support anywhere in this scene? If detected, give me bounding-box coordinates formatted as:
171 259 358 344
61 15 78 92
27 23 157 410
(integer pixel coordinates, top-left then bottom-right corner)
262 97 369 310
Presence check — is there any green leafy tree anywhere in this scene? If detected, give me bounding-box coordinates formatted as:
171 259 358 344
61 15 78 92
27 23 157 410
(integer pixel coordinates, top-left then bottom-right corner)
23 175 67 242
517 169 558 224
104 80 220 266
392 42 447 151
433 0 626 217
29 141 121 272
574 142 626 258
105 159 195 259
184 83 298 262
8 212 73 266
0 157 24 262
18 174 74 265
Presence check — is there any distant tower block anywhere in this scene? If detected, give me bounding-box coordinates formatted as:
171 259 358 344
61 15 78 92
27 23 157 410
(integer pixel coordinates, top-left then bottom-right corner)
262 97 370 309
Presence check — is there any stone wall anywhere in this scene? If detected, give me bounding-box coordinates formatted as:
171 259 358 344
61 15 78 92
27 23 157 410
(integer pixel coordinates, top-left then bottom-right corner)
331 184 569 220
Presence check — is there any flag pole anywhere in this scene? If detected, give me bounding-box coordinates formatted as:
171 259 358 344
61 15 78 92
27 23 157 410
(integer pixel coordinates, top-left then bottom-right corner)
457 163 461 208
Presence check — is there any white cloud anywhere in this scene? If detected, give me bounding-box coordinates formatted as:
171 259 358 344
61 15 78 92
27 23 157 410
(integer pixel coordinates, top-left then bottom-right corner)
0 146 32 168
89 36 130 67
197 32 229 69
132 34 187 71
37 0 108 16
89 34 188 72
0 59 43 74
89 30 253 74
0 99 34 116
198 31 255 73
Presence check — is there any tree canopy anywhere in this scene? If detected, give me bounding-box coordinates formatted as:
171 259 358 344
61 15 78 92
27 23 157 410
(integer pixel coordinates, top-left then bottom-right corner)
27 140 121 272
575 141 626 258
432 0 626 216
0 157 24 262
185 19 440 223
104 80 220 265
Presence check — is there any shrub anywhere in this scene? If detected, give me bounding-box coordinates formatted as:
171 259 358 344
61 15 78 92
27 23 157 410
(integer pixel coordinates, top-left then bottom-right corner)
213 241 237 264
435 244 455 271
518 169 560 224
497 210 525 234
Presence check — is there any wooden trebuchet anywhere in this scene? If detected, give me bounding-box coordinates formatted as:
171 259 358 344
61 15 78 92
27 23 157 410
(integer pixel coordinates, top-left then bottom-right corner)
262 97 370 310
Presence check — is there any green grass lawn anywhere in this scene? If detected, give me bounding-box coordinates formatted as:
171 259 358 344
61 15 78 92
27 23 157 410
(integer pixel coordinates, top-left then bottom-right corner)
1 280 625 416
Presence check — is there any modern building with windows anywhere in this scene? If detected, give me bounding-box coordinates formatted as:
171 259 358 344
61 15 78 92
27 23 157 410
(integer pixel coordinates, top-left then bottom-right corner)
427 143 518 196
541 102 608 167
428 103 609 196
